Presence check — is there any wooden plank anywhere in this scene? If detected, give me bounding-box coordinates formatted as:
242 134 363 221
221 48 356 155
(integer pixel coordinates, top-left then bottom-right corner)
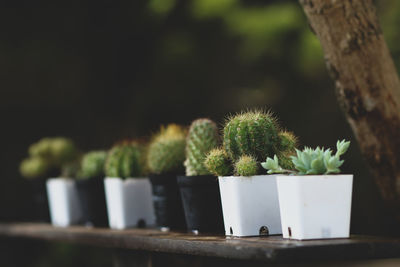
0 223 400 263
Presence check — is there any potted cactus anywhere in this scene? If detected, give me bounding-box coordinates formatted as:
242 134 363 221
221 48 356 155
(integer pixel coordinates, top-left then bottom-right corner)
20 137 83 226
262 140 352 240
75 150 108 227
103 141 155 230
147 124 187 230
204 110 297 237
177 118 224 234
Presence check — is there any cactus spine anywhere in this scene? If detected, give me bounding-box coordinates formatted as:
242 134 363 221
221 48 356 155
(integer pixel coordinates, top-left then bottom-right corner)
234 155 258 176
184 118 219 176
223 111 279 162
104 142 145 179
205 110 298 177
204 148 232 177
147 124 187 175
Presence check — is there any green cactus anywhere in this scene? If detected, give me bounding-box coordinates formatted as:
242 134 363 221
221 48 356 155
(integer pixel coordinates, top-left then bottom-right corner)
184 118 219 176
277 131 297 153
204 148 232 177
234 155 258 176
104 142 145 179
19 157 50 179
28 137 78 164
147 124 187 175
20 137 80 179
223 111 279 162
80 150 107 178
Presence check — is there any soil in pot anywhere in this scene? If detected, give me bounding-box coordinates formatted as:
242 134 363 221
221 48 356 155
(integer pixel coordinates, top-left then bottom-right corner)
76 176 108 227
177 175 224 234
149 174 186 230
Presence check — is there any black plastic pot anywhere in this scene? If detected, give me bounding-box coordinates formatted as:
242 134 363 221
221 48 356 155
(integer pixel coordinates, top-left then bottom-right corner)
28 177 50 222
75 176 108 227
149 174 186 230
177 175 224 234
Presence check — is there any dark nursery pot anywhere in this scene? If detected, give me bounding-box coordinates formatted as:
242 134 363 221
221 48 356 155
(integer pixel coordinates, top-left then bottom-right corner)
28 177 50 222
76 176 108 227
149 174 186 230
177 175 224 234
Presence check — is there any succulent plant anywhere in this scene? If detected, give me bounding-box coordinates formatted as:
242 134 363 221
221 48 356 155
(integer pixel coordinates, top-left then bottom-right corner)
262 139 350 175
19 157 50 179
204 147 232 177
234 155 258 176
147 124 187 175
20 137 80 179
184 118 219 176
104 142 145 179
28 137 78 164
205 110 298 177
277 131 297 153
223 110 279 162
80 150 107 178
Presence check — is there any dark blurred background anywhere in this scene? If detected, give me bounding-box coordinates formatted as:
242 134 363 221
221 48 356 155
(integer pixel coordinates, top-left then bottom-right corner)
1 0 400 266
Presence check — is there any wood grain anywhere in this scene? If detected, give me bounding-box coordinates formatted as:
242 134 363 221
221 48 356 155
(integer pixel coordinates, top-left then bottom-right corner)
0 223 400 262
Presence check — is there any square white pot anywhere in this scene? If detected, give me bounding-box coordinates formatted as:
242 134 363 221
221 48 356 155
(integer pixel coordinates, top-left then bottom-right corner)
46 178 83 227
218 175 282 237
104 177 156 230
277 175 353 240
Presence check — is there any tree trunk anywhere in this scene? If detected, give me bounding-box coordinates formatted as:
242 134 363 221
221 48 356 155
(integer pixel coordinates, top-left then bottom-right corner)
298 0 400 218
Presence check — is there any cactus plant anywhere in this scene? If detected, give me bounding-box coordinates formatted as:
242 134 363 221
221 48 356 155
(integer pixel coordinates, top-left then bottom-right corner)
234 155 258 176
204 110 298 177
223 111 279 162
204 148 232 177
20 137 80 179
147 124 187 175
20 157 50 179
262 139 350 175
80 150 107 178
104 142 145 179
184 118 219 176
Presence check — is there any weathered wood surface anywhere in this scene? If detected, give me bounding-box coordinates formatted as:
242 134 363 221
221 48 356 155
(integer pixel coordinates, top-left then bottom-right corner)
1 223 400 263
298 0 400 218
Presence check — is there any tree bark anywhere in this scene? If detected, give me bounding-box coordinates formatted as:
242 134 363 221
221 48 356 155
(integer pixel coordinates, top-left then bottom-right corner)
299 0 400 217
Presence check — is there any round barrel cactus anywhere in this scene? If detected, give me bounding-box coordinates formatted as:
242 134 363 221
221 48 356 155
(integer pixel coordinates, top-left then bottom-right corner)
234 155 258 176
184 118 219 176
204 148 232 177
147 124 187 175
20 137 80 179
223 111 279 162
80 150 107 178
104 142 145 179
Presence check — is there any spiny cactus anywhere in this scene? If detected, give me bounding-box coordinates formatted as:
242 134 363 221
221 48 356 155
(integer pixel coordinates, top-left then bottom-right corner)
80 150 107 178
29 137 78 164
223 110 279 162
105 142 145 179
277 131 297 153
20 137 79 179
20 157 50 179
215 110 298 176
184 118 219 176
147 124 187 175
262 139 351 175
204 148 232 177
234 155 258 176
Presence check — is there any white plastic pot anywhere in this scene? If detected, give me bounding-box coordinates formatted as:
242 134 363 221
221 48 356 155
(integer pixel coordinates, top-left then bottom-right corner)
218 175 282 237
104 177 155 230
46 178 83 227
277 175 353 240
